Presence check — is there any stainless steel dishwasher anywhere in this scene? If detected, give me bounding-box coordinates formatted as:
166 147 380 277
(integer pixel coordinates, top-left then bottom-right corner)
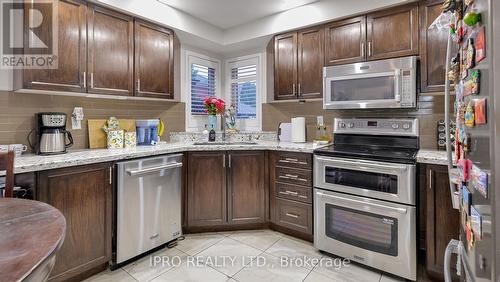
115 154 183 264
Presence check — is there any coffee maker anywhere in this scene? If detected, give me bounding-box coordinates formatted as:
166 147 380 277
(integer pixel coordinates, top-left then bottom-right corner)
36 113 73 155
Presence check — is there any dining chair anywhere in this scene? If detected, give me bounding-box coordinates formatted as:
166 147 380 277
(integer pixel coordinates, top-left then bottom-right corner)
0 151 15 197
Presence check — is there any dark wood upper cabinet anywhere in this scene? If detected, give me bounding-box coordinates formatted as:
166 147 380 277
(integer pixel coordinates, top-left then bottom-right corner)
274 32 298 100
420 0 453 93
23 0 87 92
227 151 267 225
423 164 460 281
87 5 134 96
297 26 324 99
134 20 174 99
186 152 227 227
367 3 419 60
37 163 112 282
325 16 366 66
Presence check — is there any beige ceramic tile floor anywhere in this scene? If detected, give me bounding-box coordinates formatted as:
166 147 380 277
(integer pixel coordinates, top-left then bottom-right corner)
84 230 405 282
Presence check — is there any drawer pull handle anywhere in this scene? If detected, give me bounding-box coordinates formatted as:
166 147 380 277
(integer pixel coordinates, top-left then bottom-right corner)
279 175 308 182
279 158 308 165
279 190 299 196
286 212 299 219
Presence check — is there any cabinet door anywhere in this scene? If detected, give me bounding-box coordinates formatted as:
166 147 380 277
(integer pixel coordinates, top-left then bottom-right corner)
366 3 419 60
134 20 174 99
325 16 366 66
297 26 324 99
37 163 112 282
87 5 134 96
420 0 454 93
23 0 87 92
274 32 297 100
187 152 227 227
227 151 267 224
425 164 459 280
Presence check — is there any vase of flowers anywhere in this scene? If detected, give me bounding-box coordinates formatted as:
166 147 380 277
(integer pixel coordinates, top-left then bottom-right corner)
203 96 225 130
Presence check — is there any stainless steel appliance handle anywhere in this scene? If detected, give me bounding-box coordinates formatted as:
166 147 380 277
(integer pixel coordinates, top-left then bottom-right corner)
330 71 396 82
317 191 407 214
83 72 86 88
394 69 401 102
127 162 183 176
315 156 408 172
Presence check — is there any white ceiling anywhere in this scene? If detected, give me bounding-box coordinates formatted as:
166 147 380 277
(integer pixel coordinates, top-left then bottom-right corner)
157 0 319 29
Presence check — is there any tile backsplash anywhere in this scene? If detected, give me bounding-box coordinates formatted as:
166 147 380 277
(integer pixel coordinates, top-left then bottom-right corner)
0 91 185 151
262 93 452 150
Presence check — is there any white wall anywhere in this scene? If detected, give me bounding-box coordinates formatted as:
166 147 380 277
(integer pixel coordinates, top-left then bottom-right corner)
0 70 13 91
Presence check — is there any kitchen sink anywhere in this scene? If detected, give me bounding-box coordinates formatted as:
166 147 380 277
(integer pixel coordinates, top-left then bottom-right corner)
193 141 258 145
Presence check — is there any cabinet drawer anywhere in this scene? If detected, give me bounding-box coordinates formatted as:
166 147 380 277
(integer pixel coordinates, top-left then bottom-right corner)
276 182 312 204
276 198 312 234
275 166 312 187
274 152 312 170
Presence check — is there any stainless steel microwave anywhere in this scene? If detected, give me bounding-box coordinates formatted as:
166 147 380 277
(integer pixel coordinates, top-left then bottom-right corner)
323 56 417 110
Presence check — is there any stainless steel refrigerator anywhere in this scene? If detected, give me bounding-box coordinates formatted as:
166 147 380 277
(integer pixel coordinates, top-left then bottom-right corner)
439 0 499 281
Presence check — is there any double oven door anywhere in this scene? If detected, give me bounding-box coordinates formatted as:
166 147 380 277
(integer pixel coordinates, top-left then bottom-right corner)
313 155 416 280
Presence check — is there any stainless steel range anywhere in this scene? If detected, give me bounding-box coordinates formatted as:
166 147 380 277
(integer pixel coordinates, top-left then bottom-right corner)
313 118 419 281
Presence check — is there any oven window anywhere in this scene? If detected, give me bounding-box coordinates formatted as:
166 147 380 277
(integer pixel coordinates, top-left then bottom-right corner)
325 166 398 194
325 204 398 256
330 76 395 101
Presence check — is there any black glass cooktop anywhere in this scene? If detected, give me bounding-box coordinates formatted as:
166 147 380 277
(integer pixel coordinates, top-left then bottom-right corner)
314 134 419 164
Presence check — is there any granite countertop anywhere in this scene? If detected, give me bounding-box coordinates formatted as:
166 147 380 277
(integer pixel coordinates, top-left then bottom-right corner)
12 141 329 174
11 143 450 174
416 149 449 165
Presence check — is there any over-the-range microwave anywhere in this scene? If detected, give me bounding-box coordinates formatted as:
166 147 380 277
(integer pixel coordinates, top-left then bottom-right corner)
323 56 417 110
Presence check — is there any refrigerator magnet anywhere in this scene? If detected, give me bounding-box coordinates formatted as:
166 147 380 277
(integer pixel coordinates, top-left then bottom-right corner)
474 98 487 125
466 38 476 69
471 164 488 198
463 70 481 96
464 101 475 127
475 26 486 63
470 206 482 240
462 185 471 215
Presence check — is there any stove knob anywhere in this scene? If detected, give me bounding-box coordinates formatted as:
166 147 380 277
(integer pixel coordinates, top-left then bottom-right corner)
391 123 399 129
403 123 411 129
339 122 345 128
348 123 354 128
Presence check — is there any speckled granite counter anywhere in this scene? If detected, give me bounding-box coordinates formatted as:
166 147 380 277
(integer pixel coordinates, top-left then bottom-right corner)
416 149 449 165
12 141 328 174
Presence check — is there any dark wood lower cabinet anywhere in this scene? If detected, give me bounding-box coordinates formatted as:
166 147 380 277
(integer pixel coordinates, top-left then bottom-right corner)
186 151 267 230
227 151 268 225
419 164 460 281
186 151 227 227
37 163 113 282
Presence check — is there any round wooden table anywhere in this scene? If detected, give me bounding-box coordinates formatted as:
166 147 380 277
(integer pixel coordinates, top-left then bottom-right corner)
0 198 66 282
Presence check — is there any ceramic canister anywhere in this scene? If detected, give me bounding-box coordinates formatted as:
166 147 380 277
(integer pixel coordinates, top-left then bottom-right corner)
124 132 137 148
107 129 124 149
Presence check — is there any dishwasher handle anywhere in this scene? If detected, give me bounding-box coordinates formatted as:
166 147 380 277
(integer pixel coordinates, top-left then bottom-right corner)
127 162 183 177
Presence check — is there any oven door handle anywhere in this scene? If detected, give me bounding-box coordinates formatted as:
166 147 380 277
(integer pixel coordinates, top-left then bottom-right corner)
316 157 408 173
316 191 407 214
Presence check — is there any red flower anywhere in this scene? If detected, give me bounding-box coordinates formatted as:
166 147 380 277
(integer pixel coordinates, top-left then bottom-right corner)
203 96 226 115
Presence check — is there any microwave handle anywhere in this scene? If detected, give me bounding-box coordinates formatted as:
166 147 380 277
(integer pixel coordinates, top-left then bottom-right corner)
394 69 402 102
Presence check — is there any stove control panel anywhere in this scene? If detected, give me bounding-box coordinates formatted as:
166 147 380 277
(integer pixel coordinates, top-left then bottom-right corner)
334 118 419 137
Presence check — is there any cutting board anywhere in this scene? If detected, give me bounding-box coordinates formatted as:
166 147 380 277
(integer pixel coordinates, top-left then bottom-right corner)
88 119 136 149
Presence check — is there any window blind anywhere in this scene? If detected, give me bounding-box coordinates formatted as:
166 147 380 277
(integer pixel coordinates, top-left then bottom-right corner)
191 63 216 115
230 64 257 119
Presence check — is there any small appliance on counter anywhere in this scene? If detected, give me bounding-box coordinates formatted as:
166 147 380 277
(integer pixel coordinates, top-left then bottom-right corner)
136 120 159 146
36 112 73 155
291 117 306 143
277 122 292 142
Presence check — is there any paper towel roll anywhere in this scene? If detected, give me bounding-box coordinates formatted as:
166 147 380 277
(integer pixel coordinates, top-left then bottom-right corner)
291 117 306 143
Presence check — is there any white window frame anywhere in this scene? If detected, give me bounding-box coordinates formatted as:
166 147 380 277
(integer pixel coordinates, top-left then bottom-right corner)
225 54 263 131
185 50 222 132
